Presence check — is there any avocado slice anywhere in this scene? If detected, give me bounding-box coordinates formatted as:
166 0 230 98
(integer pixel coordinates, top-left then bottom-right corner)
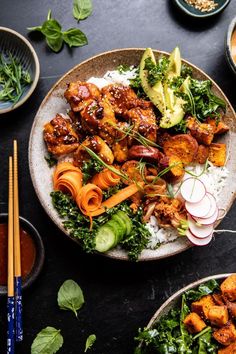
159 100 185 129
140 48 166 115
166 46 181 78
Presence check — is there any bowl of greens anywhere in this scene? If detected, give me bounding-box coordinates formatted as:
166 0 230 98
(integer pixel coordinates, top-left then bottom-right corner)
135 273 236 353
0 27 40 114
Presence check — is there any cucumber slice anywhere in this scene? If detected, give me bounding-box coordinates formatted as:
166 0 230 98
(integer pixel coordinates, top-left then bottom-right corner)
106 220 124 243
116 211 133 236
111 214 127 240
95 226 117 253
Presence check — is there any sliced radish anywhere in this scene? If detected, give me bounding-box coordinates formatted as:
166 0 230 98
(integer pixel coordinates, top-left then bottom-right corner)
188 216 214 238
180 178 206 203
185 194 211 218
186 230 213 246
200 193 217 219
192 207 219 226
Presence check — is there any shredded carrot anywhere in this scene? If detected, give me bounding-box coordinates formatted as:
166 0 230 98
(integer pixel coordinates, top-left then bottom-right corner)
92 168 120 190
54 171 83 200
76 183 103 216
89 183 144 217
53 162 82 188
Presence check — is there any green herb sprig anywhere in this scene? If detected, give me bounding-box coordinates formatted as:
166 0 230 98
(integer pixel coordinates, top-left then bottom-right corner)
0 53 32 105
84 334 96 352
27 10 88 52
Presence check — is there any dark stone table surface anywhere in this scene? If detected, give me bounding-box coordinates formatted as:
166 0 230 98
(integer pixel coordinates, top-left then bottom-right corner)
0 1 236 353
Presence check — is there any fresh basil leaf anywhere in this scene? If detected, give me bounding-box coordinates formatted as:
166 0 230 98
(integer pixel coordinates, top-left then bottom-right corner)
62 28 88 48
73 0 93 21
41 19 61 37
46 34 63 52
31 327 63 354
57 279 85 317
84 334 96 352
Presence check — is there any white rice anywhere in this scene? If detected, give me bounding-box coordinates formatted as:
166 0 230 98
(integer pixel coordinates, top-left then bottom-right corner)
146 164 229 249
87 68 229 249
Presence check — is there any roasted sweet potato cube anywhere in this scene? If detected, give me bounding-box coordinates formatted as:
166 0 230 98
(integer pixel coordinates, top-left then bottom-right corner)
218 341 236 353
183 312 206 334
163 133 198 165
187 117 214 145
208 143 226 167
221 275 236 301
208 306 229 327
206 118 229 135
195 145 209 164
213 322 236 346
191 295 215 319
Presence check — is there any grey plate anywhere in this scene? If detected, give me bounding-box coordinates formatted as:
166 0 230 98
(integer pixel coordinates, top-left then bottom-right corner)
226 16 236 75
173 0 231 18
29 48 236 261
0 27 40 114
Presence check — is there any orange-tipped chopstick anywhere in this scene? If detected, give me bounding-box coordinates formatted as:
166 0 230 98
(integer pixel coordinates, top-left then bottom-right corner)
7 156 15 354
13 140 23 342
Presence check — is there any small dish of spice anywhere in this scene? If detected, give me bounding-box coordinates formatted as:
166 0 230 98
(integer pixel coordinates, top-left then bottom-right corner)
0 213 45 295
173 0 231 18
226 16 236 75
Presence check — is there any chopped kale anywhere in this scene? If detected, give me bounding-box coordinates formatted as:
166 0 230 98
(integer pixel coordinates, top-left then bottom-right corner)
81 158 103 184
117 64 132 73
45 154 57 167
144 56 169 87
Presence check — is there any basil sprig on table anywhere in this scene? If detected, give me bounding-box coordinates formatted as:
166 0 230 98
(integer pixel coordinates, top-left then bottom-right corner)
57 279 85 318
27 10 88 52
31 327 63 354
73 0 93 21
84 334 96 352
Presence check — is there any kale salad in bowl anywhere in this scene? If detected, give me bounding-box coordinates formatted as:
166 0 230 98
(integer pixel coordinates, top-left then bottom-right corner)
135 274 236 353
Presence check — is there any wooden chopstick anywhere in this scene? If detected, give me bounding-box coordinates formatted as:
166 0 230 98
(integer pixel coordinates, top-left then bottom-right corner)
7 156 15 354
13 140 23 342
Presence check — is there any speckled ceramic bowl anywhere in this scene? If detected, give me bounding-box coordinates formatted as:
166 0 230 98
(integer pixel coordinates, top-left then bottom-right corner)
173 0 231 18
29 48 236 261
226 16 236 75
0 27 40 114
138 274 231 349
0 214 45 295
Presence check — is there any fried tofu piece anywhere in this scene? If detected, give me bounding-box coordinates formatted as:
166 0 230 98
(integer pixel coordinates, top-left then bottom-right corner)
221 275 236 301
208 143 226 167
213 321 236 346
206 118 229 135
163 134 198 166
208 306 229 327
183 312 207 334
195 145 209 164
187 117 215 145
64 81 101 112
191 295 215 319
218 341 236 353
44 114 79 156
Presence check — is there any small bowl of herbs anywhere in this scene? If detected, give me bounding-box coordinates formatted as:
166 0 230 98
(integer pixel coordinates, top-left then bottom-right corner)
0 27 40 114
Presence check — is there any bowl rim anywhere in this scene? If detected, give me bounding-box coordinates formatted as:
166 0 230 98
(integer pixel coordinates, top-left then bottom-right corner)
0 26 40 114
226 16 236 74
173 0 231 18
0 213 45 296
147 273 232 329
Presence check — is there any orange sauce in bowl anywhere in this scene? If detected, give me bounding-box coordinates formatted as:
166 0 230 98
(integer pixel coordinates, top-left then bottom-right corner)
231 29 236 64
0 224 36 286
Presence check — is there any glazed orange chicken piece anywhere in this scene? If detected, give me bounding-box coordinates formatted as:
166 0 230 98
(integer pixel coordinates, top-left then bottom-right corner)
126 107 157 142
74 135 114 166
79 98 117 144
64 81 101 112
44 114 79 156
101 84 151 117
